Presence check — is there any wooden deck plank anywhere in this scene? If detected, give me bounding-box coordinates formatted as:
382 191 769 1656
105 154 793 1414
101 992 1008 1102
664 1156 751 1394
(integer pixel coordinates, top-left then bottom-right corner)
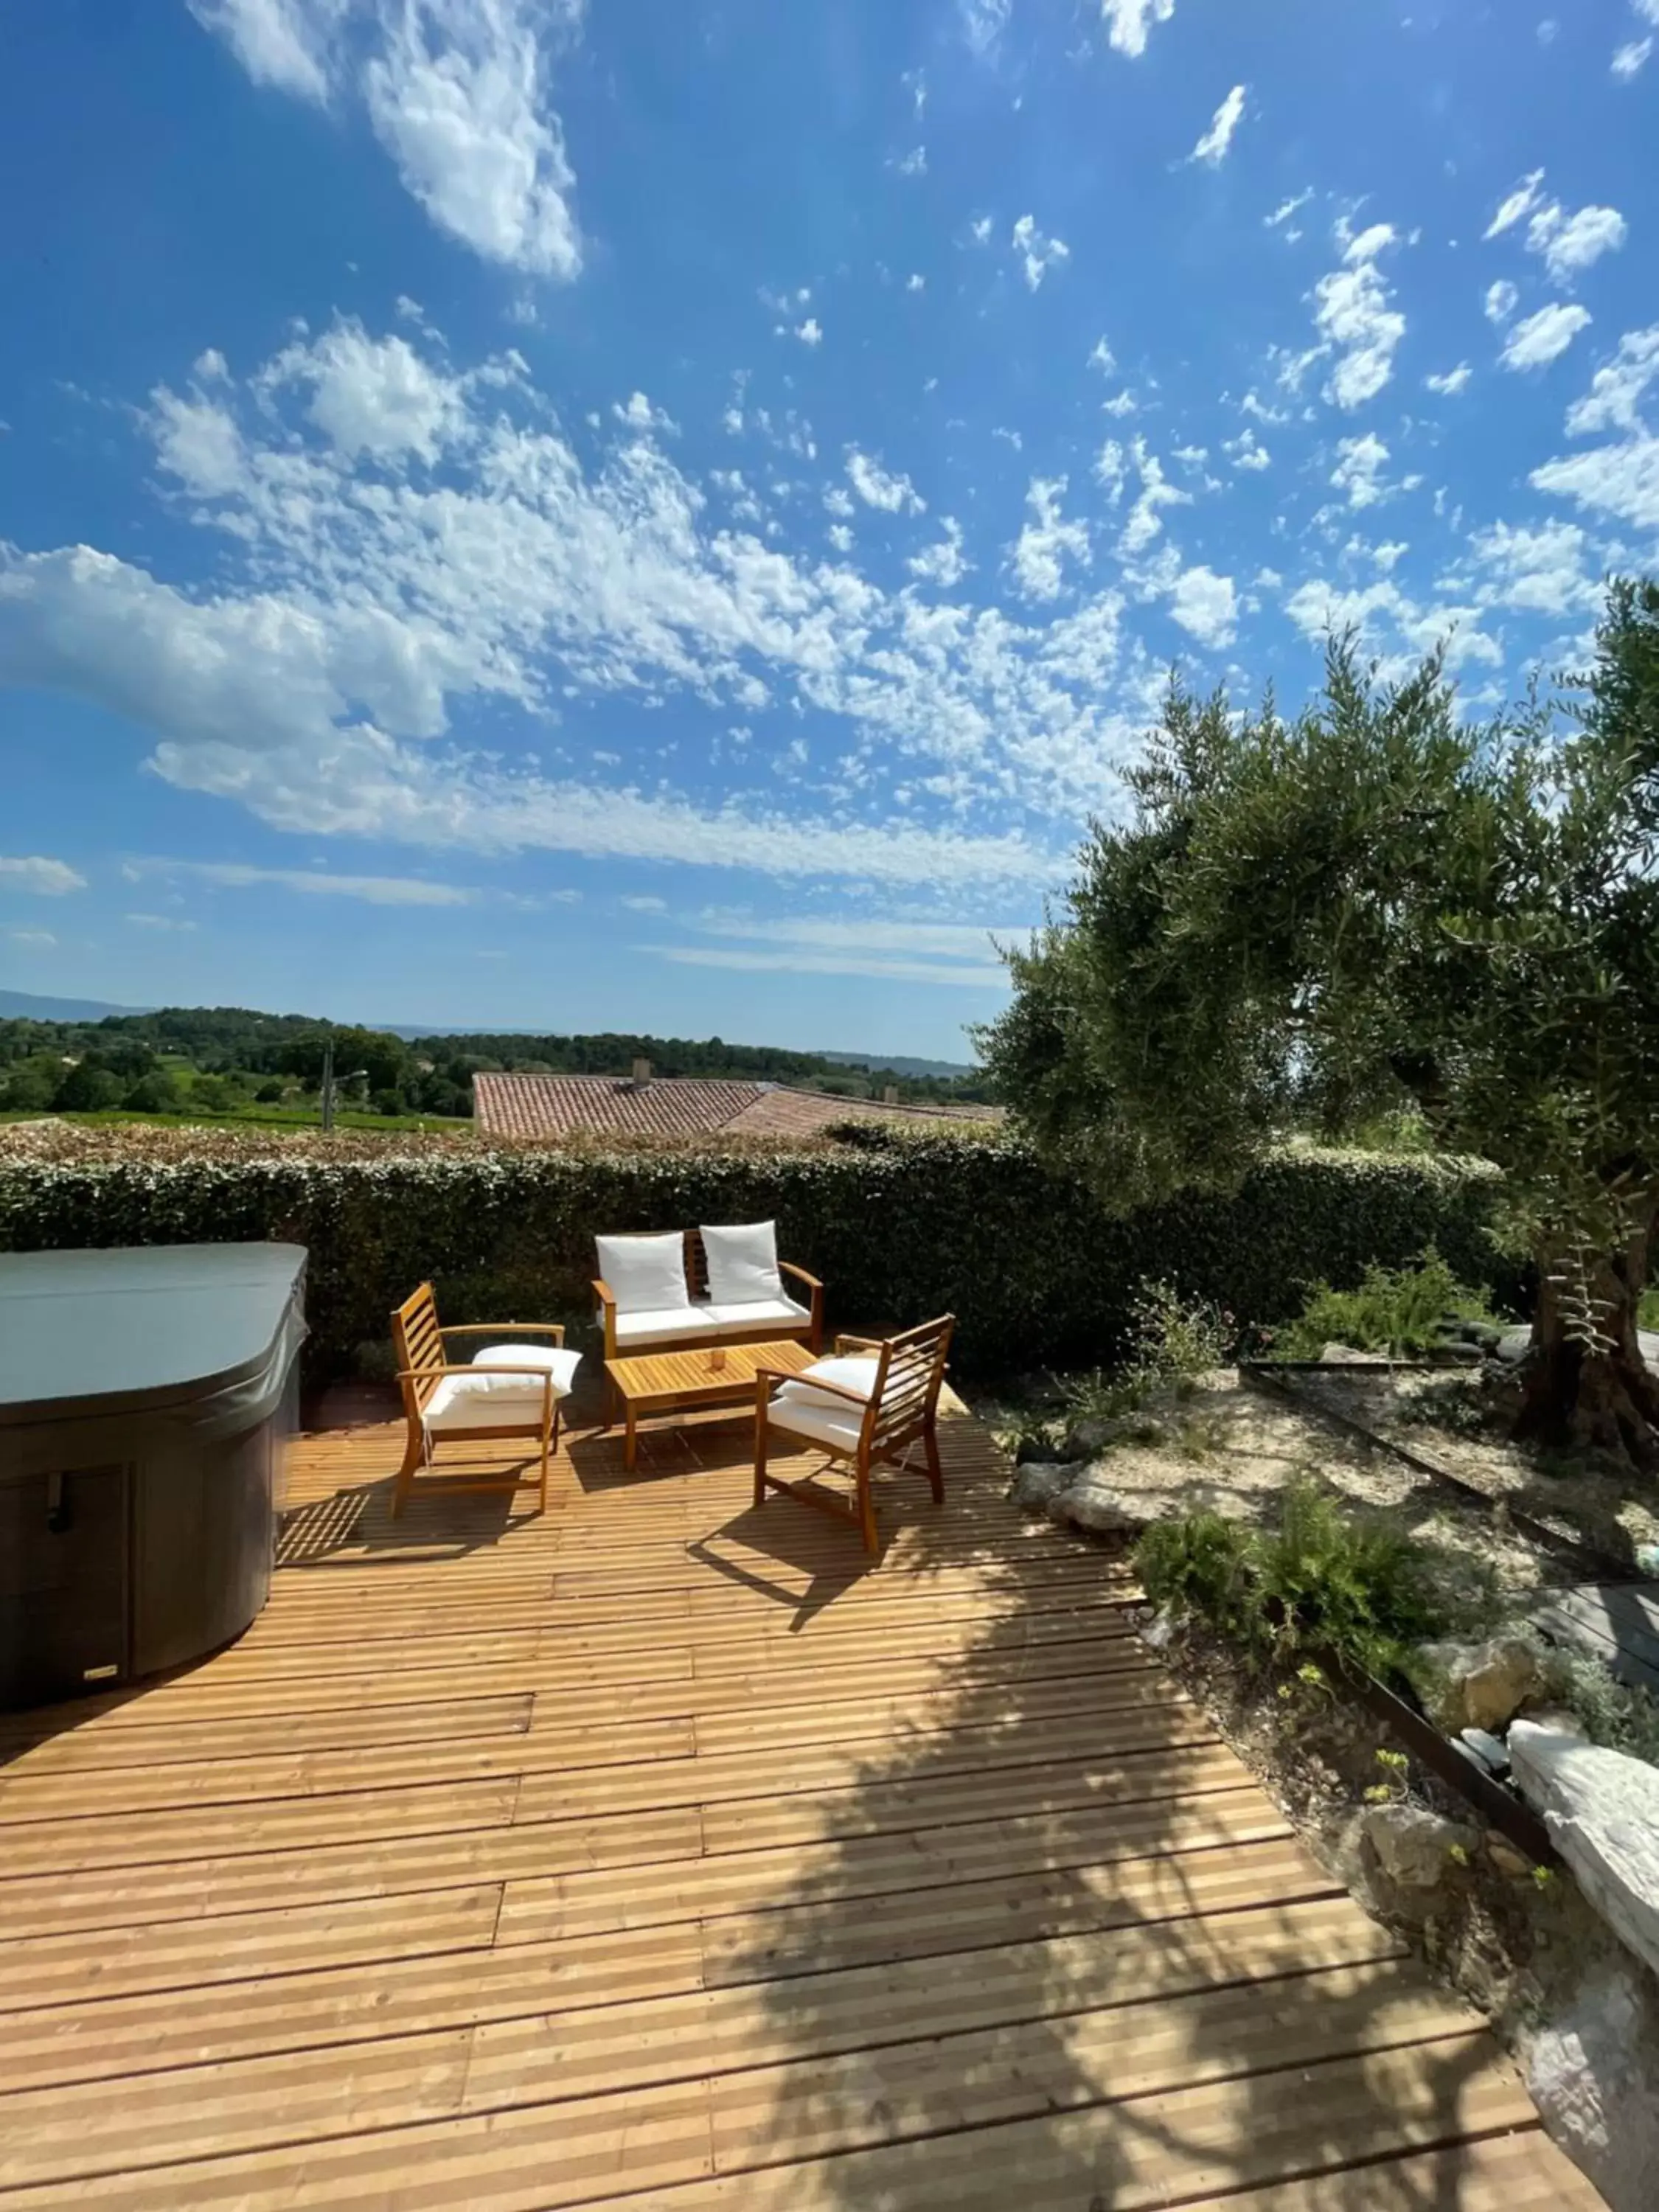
0 1408 1597 2209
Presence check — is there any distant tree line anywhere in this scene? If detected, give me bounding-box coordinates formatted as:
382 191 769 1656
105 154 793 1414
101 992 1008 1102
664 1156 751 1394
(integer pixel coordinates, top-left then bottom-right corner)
0 1009 995 1119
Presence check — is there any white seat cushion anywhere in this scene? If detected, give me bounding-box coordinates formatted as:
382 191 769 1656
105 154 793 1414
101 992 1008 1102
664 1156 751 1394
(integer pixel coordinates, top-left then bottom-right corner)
425 1375 565 1433
776 1354 880 1416
467 1343 582 1396
701 1221 785 1306
596 1232 690 1315
702 1295 811 1335
613 1304 720 1349
766 1396 866 1454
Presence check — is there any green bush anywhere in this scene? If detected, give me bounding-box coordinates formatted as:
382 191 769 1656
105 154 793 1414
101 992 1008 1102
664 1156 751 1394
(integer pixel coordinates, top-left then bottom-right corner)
1272 1248 1508 1360
1138 1480 1441 1677
0 1130 1510 1382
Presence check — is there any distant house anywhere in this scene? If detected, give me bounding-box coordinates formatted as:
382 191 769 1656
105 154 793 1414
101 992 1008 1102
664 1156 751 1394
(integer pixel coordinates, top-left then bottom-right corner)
472 1065 1001 1143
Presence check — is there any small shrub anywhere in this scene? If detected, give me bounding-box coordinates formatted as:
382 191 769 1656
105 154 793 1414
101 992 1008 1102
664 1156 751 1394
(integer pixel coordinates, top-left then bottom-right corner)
1543 1644 1659 1767
1137 1510 1250 1633
1062 1279 1234 1436
1273 1248 1507 1362
1135 1478 1441 1677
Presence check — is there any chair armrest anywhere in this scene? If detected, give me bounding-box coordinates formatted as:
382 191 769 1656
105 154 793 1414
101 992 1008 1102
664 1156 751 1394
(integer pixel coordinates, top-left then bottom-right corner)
591 1280 616 1307
757 1369 871 1407
779 1261 824 1292
833 1332 884 1354
440 1321 567 1345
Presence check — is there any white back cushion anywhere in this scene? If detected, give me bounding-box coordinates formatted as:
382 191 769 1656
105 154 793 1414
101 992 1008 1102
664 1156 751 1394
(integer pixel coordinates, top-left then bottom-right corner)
701 1220 785 1306
466 1343 582 1397
596 1232 690 1315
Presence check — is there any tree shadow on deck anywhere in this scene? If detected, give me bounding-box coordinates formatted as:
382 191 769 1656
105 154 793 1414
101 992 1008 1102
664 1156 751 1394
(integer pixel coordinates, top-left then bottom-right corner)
700 1414 1540 2209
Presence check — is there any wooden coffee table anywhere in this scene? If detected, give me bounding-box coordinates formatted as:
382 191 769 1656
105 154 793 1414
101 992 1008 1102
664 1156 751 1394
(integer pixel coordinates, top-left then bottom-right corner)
605 1338 818 1472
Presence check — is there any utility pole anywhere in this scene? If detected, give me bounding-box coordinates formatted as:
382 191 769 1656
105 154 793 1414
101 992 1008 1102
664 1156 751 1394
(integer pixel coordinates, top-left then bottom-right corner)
320 1040 335 1133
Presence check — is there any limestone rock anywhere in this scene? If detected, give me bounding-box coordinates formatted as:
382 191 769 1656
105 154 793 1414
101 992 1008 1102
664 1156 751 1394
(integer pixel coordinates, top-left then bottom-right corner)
1415 1634 1545 1733
1458 1726 1510 1778
1008 1461 1085 1514
1318 1341 1390 1365
1046 1475 1147 1537
1360 1803 1478 1890
1525 1960 1659 2212
1136 1608 1177 1652
1510 1720 1659 1982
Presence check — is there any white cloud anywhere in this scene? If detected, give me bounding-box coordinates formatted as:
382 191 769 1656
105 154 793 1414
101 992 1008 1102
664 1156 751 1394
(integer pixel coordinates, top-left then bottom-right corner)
146 860 476 905
1425 364 1473 396
1099 0 1175 58
894 146 928 177
194 347 231 383
1168 566 1237 648
1312 223 1406 409
795 317 823 347
1011 215 1070 291
1330 432 1394 508
1223 428 1272 472
187 0 342 101
1282 577 1500 676
619 894 667 912
969 215 993 245
1501 302 1592 371
1565 324 1659 436
1533 436 1659 530
1101 389 1138 419
655 944 1006 989
1484 169 1548 240
0 855 86 896
1461 520 1601 617
1010 478 1091 602
1119 440 1192 554
1094 440 1127 503
905 274 925 293
1190 84 1247 167
1528 200 1628 284
613 391 678 437
1088 336 1116 374
7 929 57 950
270 318 472 460
908 518 969 588
1613 35 1653 77
959 0 1012 55
846 449 926 514
192 0 585 278
150 389 247 497
1487 172 1630 285
1265 189 1313 231
1485 280 1520 325
125 913 199 931
0 324 1183 893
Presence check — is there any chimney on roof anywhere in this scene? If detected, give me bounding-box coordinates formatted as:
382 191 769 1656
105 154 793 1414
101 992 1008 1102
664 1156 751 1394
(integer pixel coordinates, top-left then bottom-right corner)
630 1057 653 1088
883 1085 900 1105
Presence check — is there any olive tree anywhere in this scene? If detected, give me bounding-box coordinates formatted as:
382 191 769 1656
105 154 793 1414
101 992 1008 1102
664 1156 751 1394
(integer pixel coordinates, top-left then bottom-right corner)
979 579 1659 1468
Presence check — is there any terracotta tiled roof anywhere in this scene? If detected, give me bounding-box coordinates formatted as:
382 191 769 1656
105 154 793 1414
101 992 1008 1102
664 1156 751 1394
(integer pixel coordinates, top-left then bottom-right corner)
472 1071 1002 1142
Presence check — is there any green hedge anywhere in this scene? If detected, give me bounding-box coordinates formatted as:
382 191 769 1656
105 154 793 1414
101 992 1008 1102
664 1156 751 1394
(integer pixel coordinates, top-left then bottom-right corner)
0 1131 1510 1380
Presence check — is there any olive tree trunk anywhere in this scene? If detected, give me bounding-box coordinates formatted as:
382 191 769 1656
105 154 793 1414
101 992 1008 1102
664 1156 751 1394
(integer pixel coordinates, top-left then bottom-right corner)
1515 1212 1659 1472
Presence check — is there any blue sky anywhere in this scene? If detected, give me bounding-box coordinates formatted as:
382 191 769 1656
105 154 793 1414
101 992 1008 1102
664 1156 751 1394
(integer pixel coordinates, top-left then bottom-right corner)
1 1 1656 1060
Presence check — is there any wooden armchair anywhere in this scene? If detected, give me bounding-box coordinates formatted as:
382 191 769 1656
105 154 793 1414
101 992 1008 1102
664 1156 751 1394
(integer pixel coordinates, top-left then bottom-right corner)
753 1315 956 1557
390 1282 581 1517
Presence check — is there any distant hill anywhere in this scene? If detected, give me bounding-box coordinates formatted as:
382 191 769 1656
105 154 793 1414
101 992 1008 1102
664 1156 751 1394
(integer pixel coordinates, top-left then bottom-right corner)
0 988 150 1023
815 1049 977 1079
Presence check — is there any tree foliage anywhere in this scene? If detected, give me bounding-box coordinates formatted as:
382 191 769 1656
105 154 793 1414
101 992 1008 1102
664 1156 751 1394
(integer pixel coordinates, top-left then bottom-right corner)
979 579 1659 1464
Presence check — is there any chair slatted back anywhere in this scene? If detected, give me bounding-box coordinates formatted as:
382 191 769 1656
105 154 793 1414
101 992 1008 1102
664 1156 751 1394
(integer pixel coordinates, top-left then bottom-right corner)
392 1281 446 1416
867 1315 956 1453
682 1230 709 1303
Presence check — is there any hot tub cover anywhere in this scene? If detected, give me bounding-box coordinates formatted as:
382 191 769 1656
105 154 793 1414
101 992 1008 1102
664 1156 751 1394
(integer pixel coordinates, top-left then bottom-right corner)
0 1244 308 1440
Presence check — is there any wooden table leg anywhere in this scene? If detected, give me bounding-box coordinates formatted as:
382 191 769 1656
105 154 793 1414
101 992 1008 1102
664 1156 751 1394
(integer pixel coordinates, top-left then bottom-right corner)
625 1402 638 1473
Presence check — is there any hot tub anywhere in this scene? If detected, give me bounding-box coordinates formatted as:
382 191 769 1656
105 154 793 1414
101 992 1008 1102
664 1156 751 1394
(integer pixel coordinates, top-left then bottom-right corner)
0 1243 307 1708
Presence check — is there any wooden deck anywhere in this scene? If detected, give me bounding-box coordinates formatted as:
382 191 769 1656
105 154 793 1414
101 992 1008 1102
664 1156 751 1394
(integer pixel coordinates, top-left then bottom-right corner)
0 1389 1599 2209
